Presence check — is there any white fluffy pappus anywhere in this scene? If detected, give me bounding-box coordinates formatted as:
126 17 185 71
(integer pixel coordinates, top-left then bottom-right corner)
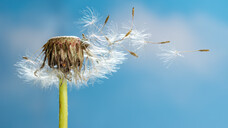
157 45 184 68
79 7 98 29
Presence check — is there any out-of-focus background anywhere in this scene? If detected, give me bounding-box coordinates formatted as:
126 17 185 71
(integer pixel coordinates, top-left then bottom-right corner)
0 0 228 128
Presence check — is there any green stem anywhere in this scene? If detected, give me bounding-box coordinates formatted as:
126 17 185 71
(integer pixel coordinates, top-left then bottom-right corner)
59 77 68 128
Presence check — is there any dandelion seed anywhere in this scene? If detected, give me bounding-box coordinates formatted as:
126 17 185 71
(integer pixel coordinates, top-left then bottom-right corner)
158 45 210 68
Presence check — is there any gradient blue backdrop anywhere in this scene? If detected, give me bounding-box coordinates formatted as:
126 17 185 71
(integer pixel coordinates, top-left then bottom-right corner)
0 0 228 128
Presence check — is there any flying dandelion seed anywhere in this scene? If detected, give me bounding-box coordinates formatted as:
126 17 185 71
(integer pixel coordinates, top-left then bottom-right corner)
158 44 209 68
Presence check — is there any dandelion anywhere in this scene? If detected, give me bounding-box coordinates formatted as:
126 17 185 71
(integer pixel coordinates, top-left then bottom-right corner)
15 7 208 128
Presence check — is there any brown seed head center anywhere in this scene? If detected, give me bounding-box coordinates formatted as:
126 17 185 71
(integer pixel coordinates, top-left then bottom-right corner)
39 36 87 77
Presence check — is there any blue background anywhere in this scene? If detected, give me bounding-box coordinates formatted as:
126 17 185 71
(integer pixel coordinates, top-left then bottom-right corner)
0 0 228 128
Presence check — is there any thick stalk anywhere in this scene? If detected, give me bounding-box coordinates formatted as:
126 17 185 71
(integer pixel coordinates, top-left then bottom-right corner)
59 78 68 128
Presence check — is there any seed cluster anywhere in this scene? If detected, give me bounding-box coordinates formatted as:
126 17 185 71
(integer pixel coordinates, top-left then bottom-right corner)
38 36 89 79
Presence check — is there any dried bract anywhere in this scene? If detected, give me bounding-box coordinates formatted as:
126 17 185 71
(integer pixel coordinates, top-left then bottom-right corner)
37 36 89 80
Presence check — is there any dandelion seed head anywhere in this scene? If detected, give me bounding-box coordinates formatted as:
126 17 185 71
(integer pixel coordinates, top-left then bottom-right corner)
16 36 126 88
